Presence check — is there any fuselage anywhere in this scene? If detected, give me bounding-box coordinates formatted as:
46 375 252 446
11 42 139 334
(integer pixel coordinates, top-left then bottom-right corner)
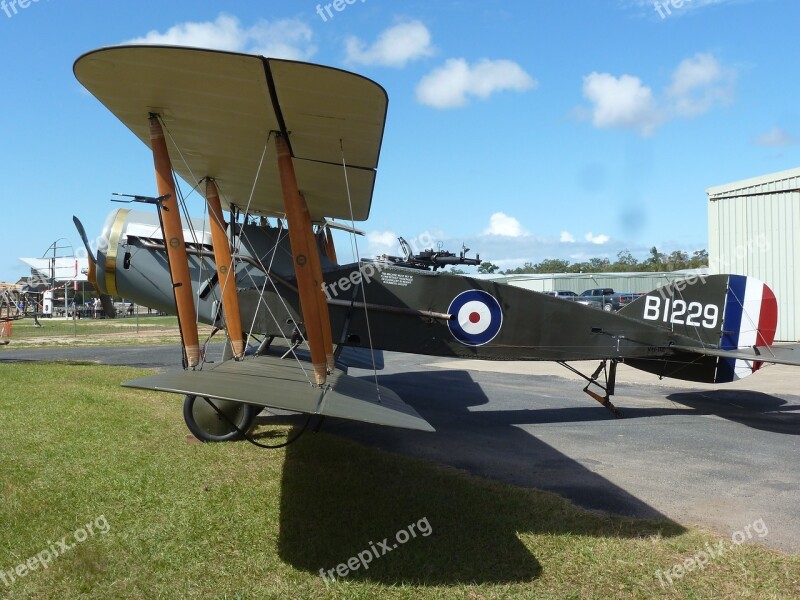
96 209 695 365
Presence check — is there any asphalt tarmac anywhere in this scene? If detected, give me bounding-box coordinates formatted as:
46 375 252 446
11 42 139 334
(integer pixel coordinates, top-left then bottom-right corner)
3 344 798 553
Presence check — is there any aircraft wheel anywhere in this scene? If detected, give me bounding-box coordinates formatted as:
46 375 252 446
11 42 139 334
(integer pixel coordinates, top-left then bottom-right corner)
182 395 257 442
603 303 613 312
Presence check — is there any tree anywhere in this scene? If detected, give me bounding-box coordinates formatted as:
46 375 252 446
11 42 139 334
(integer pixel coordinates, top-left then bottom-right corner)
587 257 610 272
645 246 665 271
503 262 536 275
665 250 689 271
568 261 591 273
497 247 708 274
688 249 709 269
612 249 638 271
477 261 500 274
533 258 570 273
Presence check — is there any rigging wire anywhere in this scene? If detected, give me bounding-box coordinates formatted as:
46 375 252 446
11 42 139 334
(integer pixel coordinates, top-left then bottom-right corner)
158 116 224 367
215 176 314 384
156 121 311 379
339 139 382 398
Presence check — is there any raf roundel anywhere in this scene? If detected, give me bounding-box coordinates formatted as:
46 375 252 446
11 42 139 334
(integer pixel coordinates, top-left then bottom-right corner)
447 290 503 346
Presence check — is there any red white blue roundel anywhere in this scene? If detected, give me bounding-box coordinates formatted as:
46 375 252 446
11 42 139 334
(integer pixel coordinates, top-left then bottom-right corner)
447 290 503 346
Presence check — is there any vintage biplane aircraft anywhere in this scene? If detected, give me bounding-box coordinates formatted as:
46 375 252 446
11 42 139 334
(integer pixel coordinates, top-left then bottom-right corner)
0 287 25 344
72 45 800 442
0 284 49 342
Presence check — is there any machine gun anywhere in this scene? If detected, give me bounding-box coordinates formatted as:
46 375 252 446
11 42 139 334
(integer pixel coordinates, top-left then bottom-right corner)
382 237 482 271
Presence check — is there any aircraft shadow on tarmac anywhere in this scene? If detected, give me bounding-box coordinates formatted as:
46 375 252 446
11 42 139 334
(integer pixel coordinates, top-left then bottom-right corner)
665 389 800 435
275 369 686 585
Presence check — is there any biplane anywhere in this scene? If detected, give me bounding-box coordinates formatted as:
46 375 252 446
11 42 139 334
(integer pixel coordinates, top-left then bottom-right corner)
72 45 800 442
0 285 48 342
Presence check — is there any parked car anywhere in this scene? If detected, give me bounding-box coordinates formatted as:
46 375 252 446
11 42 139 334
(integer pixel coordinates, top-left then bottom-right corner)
543 290 578 298
610 292 643 311
544 290 602 310
579 288 616 311
579 289 644 311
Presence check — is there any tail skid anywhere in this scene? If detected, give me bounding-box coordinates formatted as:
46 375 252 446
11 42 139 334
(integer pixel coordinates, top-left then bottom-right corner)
558 360 623 417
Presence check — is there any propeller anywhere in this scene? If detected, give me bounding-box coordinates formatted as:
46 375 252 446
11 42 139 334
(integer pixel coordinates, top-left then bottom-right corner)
73 216 116 318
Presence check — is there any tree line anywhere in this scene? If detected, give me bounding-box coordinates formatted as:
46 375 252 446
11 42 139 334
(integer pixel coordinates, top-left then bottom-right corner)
474 247 709 275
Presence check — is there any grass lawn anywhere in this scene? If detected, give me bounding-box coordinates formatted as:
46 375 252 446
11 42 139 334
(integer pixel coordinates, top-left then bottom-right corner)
0 362 797 599
3 316 213 348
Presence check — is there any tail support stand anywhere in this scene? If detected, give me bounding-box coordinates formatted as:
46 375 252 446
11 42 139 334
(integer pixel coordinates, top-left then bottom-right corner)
557 360 623 418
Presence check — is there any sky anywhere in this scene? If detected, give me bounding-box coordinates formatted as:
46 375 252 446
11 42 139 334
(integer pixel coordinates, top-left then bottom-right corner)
1 0 798 281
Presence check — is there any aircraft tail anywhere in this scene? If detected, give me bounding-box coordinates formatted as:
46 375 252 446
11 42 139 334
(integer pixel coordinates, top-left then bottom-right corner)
619 274 783 383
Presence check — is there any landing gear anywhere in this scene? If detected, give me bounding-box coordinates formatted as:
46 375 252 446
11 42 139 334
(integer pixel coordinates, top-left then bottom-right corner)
557 360 623 418
182 395 258 442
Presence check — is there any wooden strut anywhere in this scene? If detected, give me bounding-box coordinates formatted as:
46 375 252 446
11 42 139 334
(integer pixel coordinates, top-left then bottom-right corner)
301 196 335 373
148 114 200 368
205 179 245 359
324 226 338 264
275 133 334 384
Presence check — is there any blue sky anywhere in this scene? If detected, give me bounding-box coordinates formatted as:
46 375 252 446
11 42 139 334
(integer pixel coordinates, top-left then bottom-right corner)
1 0 798 281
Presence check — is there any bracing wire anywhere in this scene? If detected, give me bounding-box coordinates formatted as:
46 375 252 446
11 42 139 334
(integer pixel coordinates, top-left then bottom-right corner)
156 122 309 377
339 139 382 398
214 177 313 384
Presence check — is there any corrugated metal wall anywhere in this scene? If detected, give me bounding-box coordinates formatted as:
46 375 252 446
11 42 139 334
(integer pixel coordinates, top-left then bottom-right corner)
707 167 800 341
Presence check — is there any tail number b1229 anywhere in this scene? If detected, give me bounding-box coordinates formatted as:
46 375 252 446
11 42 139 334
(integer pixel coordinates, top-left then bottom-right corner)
642 296 719 329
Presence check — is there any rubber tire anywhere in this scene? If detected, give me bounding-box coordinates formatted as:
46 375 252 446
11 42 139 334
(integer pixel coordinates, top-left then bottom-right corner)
603 302 613 312
182 395 258 443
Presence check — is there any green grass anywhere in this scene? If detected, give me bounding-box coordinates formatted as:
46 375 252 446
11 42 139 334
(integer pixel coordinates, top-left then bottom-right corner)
3 316 213 348
0 362 798 599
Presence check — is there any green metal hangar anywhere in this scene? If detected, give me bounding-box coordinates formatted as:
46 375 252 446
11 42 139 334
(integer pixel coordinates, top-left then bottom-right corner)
707 166 800 341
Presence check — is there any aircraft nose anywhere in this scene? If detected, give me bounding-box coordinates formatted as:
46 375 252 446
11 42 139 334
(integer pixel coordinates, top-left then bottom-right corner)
72 214 117 318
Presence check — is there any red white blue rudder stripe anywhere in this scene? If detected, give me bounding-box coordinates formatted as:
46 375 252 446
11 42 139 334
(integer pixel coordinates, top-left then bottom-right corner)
447 290 503 346
715 275 778 383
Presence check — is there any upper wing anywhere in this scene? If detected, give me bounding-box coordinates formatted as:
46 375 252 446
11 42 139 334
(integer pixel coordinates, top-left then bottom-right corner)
74 45 388 221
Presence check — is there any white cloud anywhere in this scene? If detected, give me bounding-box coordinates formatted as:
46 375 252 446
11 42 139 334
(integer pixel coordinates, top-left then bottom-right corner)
417 58 537 109
560 231 576 243
345 21 434 68
585 232 610 245
666 53 734 116
580 53 735 136
754 127 797 147
582 72 663 137
124 14 316 61
482 212 527 237
366 230 399 254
